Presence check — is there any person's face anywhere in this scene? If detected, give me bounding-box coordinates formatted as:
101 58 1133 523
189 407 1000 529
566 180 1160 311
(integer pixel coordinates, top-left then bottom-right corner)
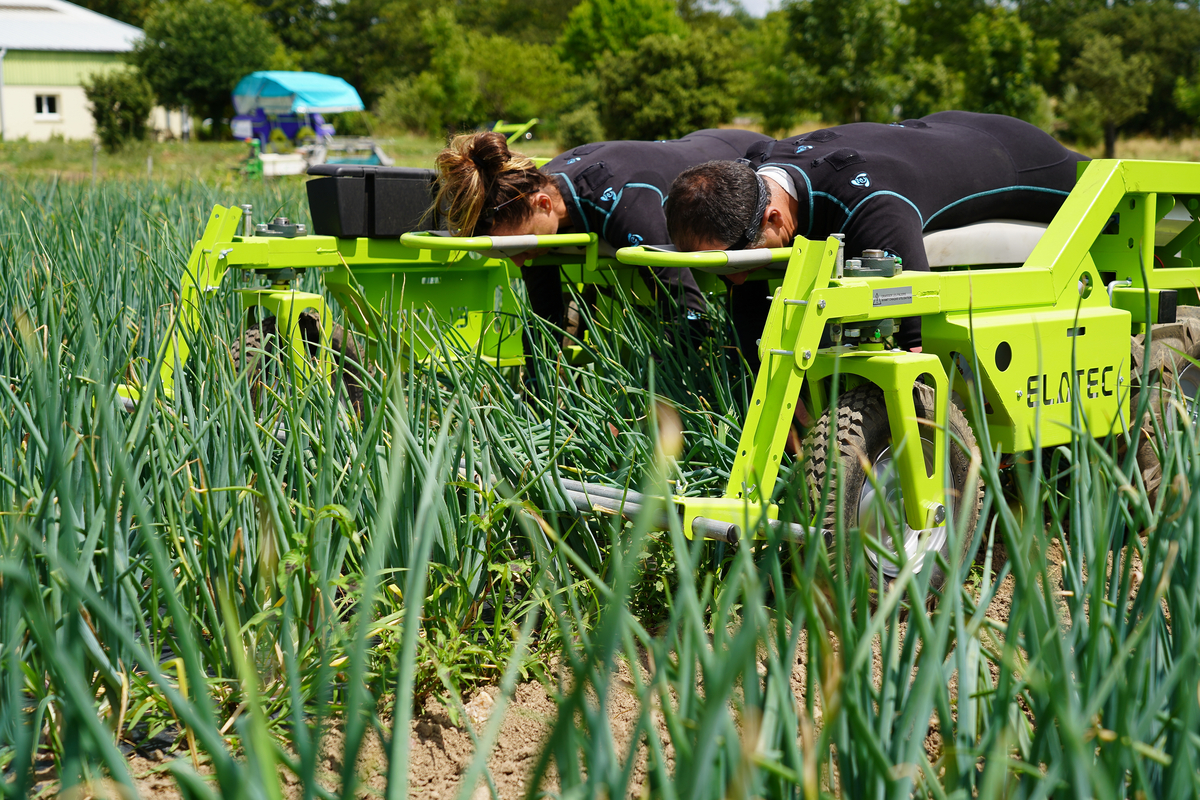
490 191 559 267
679 206 786 285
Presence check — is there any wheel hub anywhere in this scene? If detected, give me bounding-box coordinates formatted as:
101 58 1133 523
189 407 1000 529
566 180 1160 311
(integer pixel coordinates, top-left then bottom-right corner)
857 442 947 578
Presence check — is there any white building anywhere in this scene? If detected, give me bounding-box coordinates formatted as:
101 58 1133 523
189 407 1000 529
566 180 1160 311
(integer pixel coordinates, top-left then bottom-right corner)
0 0 183 141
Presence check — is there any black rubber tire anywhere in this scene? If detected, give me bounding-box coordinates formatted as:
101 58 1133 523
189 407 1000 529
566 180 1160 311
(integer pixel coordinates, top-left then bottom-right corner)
803 383 984 595
1128 311 1200 504
230 311 365 414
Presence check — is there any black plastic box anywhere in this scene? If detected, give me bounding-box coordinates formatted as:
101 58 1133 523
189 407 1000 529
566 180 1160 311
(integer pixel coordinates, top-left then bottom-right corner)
306 165 439 238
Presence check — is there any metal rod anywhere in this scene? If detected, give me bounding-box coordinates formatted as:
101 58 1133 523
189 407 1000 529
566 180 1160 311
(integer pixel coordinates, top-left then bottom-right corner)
558 477 648 505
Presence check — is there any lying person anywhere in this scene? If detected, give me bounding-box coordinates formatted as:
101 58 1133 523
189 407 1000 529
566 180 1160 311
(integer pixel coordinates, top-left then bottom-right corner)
433 128 771 332
663 111 1088 359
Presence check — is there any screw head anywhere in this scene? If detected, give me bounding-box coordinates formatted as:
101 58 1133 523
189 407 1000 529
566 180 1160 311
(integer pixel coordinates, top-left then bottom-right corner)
817 299 826 310
1016 390 1023 398
802 349 812 359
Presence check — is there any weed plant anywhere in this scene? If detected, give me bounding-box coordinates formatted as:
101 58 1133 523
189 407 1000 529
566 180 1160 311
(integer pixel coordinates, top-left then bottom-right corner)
0 177 1196 798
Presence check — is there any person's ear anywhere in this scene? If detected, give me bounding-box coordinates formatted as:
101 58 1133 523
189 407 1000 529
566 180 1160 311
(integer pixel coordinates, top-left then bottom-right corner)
535 191 554 215
763 204 782 232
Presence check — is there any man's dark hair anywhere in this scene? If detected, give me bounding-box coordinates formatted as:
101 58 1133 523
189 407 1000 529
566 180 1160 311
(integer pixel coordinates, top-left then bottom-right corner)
665 160 761 250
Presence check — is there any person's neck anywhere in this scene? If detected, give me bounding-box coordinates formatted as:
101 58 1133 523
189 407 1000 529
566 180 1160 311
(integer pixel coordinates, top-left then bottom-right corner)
762 176 799 243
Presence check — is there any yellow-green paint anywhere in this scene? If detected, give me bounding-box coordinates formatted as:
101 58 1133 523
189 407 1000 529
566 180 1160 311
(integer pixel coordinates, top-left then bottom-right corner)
3 50 126 86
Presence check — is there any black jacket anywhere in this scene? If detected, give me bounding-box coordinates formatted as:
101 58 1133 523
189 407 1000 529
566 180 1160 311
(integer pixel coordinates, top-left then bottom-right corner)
735 111 1088 350
526 129 772 324
747 110 1087 272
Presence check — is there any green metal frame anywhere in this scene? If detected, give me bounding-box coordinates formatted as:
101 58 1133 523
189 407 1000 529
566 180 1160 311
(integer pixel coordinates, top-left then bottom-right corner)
136 159 1200 542
615 159 1200 537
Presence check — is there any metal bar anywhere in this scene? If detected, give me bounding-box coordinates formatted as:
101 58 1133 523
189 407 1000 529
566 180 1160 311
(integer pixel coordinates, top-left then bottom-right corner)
558 477 648 505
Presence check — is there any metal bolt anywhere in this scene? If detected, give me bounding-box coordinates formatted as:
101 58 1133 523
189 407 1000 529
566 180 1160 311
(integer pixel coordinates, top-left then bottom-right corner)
240 204 253 237
933 504 946 525
817 299 826 310
1016 390 1023 398
1119 376 1125 383
802 349 812 359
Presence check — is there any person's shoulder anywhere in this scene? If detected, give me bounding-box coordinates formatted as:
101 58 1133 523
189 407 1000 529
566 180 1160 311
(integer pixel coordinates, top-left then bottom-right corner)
544 141 610 172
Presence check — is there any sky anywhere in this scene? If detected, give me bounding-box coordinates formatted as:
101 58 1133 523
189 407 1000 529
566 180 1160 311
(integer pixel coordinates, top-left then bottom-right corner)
737 0 777 15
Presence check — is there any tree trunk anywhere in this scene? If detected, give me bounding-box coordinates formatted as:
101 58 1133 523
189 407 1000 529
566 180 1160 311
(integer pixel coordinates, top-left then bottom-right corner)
1104 121 1116 159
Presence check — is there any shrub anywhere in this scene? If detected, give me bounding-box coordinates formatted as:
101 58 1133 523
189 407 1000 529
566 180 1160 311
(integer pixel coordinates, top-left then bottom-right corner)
82 68 155 152
596 33 737 141
556 102 605 149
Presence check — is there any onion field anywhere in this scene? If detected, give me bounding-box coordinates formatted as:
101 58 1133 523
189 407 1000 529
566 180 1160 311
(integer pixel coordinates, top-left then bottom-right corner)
0 176 1197 799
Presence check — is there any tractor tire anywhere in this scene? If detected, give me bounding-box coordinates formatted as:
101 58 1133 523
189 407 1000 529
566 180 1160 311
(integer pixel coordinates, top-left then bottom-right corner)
230 311 365 414
803 383 984 596
1128 313 1200 504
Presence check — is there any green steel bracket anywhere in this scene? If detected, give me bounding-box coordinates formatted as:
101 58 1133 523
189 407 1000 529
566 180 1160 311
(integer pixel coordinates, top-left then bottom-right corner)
808 351 949 530
1110 286 1175 324
155 204 246 399
721 238 840 504
235 286 333 386
673 496 779 540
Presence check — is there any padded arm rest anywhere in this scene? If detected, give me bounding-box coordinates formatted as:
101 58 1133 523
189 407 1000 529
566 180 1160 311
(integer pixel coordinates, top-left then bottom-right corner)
400 230 597 253
615 244 792 274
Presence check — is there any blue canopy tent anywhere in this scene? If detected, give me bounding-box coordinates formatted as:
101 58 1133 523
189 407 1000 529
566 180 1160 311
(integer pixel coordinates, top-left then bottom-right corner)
232 71 365 117
231 71 391 166
231 71 364 145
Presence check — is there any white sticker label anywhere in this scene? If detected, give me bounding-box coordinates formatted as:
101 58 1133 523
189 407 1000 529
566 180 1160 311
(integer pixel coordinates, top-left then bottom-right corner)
872 287 912 307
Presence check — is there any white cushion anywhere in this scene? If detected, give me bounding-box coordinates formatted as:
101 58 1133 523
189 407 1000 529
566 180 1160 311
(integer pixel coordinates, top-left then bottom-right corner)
922 219 1047 268
922 205 1196 267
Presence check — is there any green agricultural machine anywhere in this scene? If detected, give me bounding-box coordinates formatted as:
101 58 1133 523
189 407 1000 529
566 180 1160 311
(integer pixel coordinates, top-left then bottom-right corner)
136 159 1200 587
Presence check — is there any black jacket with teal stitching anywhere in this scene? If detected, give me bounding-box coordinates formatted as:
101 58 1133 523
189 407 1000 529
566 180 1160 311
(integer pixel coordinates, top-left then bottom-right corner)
739 111 1088 349
524 128 772 325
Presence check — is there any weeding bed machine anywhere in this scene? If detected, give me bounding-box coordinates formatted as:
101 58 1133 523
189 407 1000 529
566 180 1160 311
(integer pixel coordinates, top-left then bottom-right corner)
138 158 1200 587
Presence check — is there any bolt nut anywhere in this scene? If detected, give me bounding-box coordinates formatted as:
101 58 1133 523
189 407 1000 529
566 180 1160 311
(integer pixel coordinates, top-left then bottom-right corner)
1016 390 1023 398
817 299 826 310
933 504 946 525
802 349 812 359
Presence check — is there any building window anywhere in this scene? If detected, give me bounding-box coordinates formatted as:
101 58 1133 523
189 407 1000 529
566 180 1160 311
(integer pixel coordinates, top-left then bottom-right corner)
35 95 60 120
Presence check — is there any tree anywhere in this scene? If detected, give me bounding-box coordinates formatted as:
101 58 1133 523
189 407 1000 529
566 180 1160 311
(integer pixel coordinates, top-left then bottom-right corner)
453 0 584 45
596 32 737 140
466 34 571 123
307 0 436 106
785 0 912 123
129 0 280 127
376 8 478 135
83 68 155 151
899 56 964 119
959 7 1056 125
1068 2 1200 135
557 0 687 74
250 0 333 59
72 0 153 25
1066 34 1152 157
734 11 817 136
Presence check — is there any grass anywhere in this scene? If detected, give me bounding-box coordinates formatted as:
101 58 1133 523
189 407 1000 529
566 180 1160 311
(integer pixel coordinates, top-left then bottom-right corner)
0 131 561 183
0 174 1196 798
5 128 1200 185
